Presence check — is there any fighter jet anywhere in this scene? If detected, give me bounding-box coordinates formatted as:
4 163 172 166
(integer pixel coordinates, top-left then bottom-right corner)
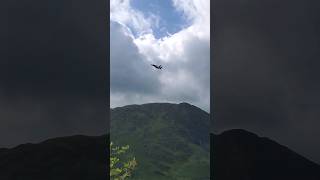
151 64 162 69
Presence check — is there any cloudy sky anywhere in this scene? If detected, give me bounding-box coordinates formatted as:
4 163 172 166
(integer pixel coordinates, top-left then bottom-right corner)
110 0 210 111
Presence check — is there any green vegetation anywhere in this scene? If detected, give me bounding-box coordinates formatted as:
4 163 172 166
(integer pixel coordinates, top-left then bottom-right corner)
110 103 210 180
110 142 137 180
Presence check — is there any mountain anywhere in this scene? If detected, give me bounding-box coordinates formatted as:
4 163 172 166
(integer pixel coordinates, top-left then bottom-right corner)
1 103 319 180
212 129 320 180
0 135 108 180
111 103 210 180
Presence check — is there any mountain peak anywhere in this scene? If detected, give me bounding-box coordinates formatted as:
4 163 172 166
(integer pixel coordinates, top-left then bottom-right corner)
179 102 192 105
111 102 210 179
113 102 204 111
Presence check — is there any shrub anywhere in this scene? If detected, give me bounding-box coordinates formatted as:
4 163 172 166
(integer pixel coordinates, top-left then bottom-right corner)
110 142 137 180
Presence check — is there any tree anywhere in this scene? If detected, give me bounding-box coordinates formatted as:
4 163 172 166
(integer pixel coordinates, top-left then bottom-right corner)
110 142 137 180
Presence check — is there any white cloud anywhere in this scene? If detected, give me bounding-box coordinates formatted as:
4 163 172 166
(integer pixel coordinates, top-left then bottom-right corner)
172 0 210 39
110 0 160 36
110 0 210 111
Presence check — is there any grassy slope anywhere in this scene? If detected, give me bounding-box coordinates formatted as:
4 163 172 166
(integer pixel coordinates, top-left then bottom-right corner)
110 103 210 180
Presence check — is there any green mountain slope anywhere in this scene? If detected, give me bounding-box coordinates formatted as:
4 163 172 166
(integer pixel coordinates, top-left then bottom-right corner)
111 103 210 180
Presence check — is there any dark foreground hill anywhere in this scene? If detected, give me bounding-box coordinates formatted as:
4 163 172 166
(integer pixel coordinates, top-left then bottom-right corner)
0 135 108 180
111 103 210 180
212 129 320 180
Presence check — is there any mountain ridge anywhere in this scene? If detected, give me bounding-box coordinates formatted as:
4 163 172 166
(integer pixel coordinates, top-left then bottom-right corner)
0 103 319 180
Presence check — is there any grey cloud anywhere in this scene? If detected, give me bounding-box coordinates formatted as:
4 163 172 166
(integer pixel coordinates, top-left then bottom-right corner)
110 1 210 111
110 21 161 96
159 36 210 111
110 21 210 111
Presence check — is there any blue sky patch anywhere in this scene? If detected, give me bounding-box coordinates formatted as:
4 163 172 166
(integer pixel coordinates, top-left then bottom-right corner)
130 0 189 38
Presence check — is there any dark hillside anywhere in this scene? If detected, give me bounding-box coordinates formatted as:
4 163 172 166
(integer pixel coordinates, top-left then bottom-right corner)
212 129 320 180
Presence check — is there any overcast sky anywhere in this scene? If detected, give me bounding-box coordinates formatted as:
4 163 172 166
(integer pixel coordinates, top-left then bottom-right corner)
110 0 210 112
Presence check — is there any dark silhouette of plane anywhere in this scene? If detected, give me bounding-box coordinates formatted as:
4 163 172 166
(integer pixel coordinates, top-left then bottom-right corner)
151 64 163 69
